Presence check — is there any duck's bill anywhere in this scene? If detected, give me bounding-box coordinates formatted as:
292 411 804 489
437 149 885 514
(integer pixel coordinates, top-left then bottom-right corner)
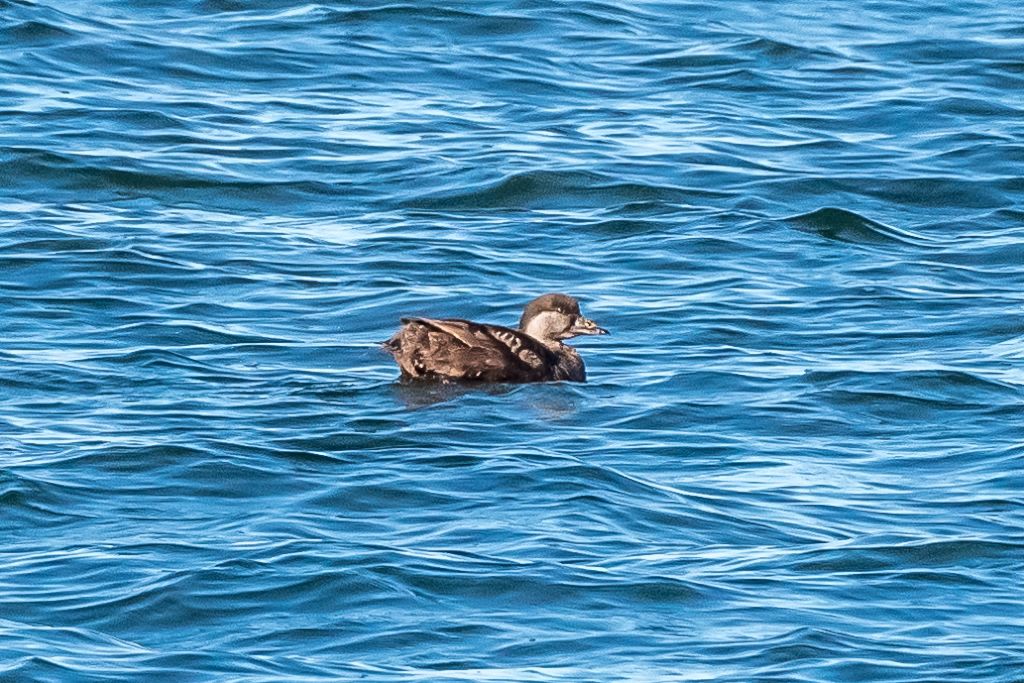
570 317 609 335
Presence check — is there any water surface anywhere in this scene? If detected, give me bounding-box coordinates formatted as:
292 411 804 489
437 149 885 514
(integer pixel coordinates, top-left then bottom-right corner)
2 0 1023 680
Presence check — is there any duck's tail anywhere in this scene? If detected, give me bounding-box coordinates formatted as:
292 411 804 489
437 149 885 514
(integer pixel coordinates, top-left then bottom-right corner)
380 332 401 356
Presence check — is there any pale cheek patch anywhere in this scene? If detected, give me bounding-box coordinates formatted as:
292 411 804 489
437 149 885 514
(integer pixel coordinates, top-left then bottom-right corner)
523 311 569 340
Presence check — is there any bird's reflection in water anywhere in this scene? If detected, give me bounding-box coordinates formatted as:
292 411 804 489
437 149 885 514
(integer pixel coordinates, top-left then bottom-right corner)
391 379 581 419
391 380 515 409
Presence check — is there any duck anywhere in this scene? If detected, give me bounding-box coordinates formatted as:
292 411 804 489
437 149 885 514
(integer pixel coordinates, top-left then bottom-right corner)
383 293 608 383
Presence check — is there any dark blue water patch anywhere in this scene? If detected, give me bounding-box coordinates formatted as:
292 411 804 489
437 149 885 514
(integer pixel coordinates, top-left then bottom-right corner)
405 169 723 211
786 207 935 248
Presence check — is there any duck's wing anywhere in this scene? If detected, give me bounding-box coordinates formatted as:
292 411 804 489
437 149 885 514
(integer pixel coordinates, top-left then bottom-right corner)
385 317 557 382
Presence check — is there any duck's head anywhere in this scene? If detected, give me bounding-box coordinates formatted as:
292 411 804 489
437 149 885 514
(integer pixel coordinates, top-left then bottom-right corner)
519 293 608 342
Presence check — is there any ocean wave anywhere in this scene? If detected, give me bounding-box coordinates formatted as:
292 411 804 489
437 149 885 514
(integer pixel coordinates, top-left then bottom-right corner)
786 207 935 247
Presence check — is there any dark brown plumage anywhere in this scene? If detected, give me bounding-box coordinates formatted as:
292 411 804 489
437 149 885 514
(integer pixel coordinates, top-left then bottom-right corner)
383 293 607 383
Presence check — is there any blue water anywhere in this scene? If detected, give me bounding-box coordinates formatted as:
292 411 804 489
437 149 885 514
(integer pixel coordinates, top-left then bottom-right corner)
3 0 1024 680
